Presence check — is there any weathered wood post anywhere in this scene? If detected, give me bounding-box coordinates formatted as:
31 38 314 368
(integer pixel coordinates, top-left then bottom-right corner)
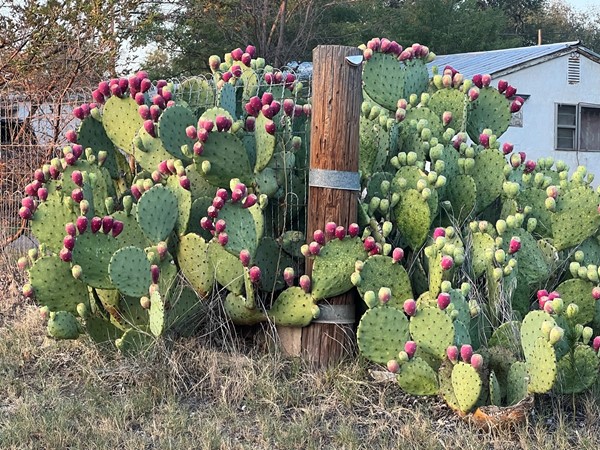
278 45 363 366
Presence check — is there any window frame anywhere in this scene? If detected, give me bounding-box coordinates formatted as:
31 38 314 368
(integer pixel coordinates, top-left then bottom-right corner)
555 102 600 152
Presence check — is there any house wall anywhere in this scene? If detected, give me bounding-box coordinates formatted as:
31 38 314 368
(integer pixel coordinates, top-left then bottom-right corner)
496 53 600 180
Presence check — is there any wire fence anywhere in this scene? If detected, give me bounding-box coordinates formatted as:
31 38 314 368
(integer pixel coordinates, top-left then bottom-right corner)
0 69 312 288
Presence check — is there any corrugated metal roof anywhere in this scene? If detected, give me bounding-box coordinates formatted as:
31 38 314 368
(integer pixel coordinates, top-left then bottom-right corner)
427 41 582 79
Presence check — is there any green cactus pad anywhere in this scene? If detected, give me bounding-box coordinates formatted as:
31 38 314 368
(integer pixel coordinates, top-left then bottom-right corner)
223 292 266 325
451 362 483 413
111 209 151 250
136 184 178 242
187 196 214 240
471 231 495 278
466 87 511 141
156 105 196 160
444 175 477 223
356 305 410 364
396 356 439 396
148 290 166 337
177 233 214 296
72 232 122 289
409 306 455 359
47 311 81 340
520 310 555 361
393 189 431 250
506 361 529 406
267 286 318 327
217 201 260 258
102 95 144 153
216 82 236 117
526 337 557 393
115 328 154 355
555 278 595 325
176 77 215 112
551 186 600 250
28 255 88 314
253 237 295 292
108 246 152 297
31 193 78 253
254 113 277 173
504 228 548 288
85 315 124 344
311 236 368 300
165 176 192 235
438 362 461 412
134 127 174 173
517 187 553 236
489 371 502 406
207 240 245 295
118 295 149 327
555 344 599 394
453 320 471 347
196 131 254 186
356 255 413 309
488 321 521 352
472 149 505 212
428 89 465 130
77 116 124 179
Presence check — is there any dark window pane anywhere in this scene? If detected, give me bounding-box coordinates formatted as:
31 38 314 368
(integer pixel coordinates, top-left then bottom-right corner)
557 104 576 126
557 127 575 149
580 107 600 151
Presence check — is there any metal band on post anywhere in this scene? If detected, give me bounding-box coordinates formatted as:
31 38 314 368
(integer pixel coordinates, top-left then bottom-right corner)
312 303 355 324
308 169 361 191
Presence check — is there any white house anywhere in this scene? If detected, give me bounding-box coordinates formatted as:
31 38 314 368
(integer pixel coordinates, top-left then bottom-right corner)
431 41 600 178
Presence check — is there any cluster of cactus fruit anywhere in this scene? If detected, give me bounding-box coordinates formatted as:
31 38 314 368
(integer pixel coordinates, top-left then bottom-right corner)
17 38 600 415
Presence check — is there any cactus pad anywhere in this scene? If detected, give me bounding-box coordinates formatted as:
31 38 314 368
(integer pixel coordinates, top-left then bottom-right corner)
267 286 318 327
396 356 439 396
357 305 410 364
356 255 413 308
393 189 431 250
157 105 196 160
555 344 599 394
177 233 214 296
409 306 455 359
551 186 600 250
136 184 179 242
506 361 529 406
47 311 81 340
108 246 152 297
526 337 557 393
102 96 144 153
451 362 483 413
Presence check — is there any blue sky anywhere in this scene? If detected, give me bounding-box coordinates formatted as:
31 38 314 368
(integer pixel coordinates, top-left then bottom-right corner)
567 0 598 11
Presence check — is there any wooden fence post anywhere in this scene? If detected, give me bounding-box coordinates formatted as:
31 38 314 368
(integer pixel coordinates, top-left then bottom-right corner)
278 45 363 366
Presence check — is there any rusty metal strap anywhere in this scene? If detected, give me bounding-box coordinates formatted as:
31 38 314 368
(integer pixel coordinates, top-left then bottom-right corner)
312 303 355 324
309 168 360 192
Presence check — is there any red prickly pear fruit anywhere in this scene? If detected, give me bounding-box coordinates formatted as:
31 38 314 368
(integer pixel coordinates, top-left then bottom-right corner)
308 241 321 255
261 92 274 106
380 38 391 53
392 247 404 263
479 133 490 148
138 105 151 120
264 120 276 135
325 222 337 239
369 246 381 256
593 336 600 352
218 232 229 246
404 341 417 358
437 292 451 310
497 80 508 93
212 196 225 210
335 226 346 240
231 188 244 203
399 50 412 61
64 152 77 166
34 168 46 183
76 216 88 233
387 360 400 374
363 48 373 61
72 144 83 158
241 52 252 66
73 106 85 120
92 89 105 104
22 284 34 298
403 299 416 316
71 170 83 187
152 95 166 109
24 183 37 196
508 237 521 254
472 74 483 88
239 249 251 267
348 223 360 237
378 287 392 304
18 206 33 220
65 129 77 143
261 104 274 119
299 275 311 293
283 267 295 286
367 38 380 51
101 216 114 234
446 345 459 362
505 85 517 98
118 78 128 92
131 185 142 200
221 71 232 82
537 289 549 300
274 72 283 84
150 105 161 122
313 229 326 245
231 48 243 61
592 287 600 300
65 222 77 236
136 70 149 80
363 236 377 252
245 45 256 57
433 227 446 239
129 75 141 91
270 100 281 116
215 115 228 132
207 205 219 219
143 120 156 137
284 73 295 86
21 197 35 210
460 344 473 363
440 255 454 270
470 353 484 370
71 188 84 203
548 290 560 300
245 116 256 131
17 256 29 271
249 95 262 112
37 187 48 201
140 78 152 92
158 160 170 175
244 102 256 116
197 128 209 143
111 220 124 237
179 176 191 190
524 160 536 173
242 194 257 208
59 247 72 262
302 104 311 116
200 217 214 231
216 188 229 201
109 84 123 98
162 90 172 102
510 101 522 113
442 111 452 126
468 87 480 102
248 266 261 283
264 72 274 84
150 265 160 284
539 295 549 309
98 81 110 97
49 166 60 179
156 80 167 89
481 74 491 87
63 234 75 250
90 217 102 233
215 219 226 233
133 92 147 106
502 142 514 155
230 65 242 78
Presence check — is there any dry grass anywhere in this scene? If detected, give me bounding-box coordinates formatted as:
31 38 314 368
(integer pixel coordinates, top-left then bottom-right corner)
1 290 599 450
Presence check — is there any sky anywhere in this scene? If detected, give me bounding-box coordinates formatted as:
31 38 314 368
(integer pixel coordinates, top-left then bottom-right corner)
567 0 599 11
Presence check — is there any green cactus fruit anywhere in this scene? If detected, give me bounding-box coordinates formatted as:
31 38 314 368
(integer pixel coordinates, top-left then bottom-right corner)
409 306 455 360
267 286 319 327
311 236 368 300
357 305 410 364
451 361 482 413
47 311 81 340
396 356 439 396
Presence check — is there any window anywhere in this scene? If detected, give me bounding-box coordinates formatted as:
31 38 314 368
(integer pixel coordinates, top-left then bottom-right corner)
556 103 600 152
